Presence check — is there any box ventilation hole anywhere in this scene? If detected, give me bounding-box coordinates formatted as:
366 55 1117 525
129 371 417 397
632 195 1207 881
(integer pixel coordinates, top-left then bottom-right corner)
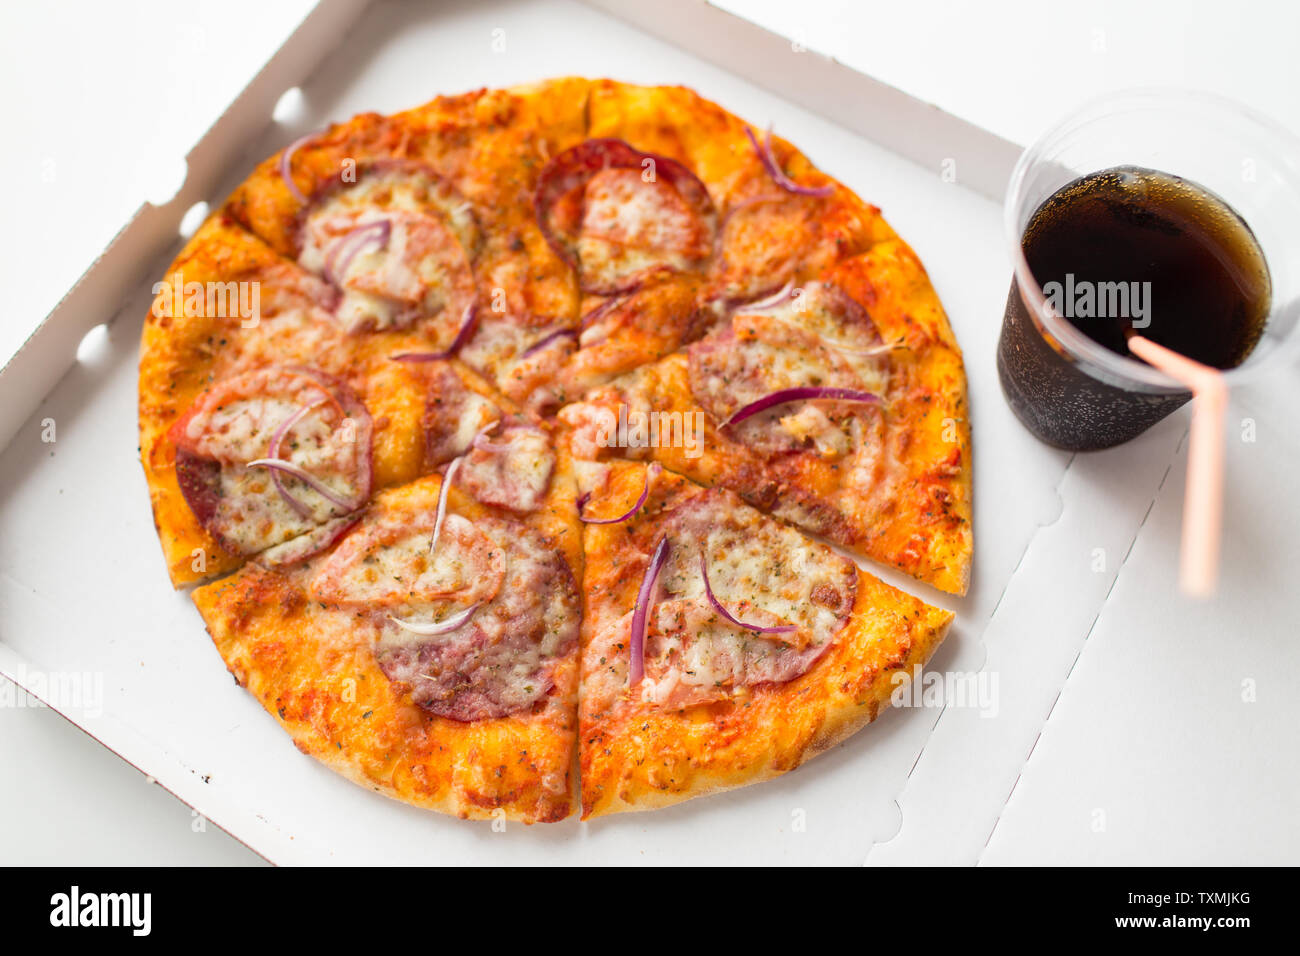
273 86 307 125
144 156 189 208
76 323 111 365
179 201 210 239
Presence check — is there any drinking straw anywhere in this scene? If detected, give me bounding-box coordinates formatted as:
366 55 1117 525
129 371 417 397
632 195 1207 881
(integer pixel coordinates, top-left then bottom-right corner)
1125 335 1227 597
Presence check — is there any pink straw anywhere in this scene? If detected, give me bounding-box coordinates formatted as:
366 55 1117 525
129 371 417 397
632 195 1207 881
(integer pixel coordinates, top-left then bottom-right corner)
1126 335 1227 597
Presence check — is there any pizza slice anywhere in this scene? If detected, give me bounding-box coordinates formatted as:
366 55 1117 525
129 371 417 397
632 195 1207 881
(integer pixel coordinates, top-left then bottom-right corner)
575 459 952 817
542 82 897 401
192 424 583 823
139 215 523 585
531 133 717 398
140 216 357 585
225 79 594 416
409 80 594 416
561 239 973 595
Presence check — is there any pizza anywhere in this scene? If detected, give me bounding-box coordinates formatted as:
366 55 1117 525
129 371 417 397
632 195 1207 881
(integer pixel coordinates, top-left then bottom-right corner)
138 78 971 824
576 460 951 816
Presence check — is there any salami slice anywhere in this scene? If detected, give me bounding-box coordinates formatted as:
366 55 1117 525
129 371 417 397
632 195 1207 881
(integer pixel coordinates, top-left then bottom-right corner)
308 487 580 722
588 488 856 712
417 363 502 468
704 186 878 310
297 161 480 346
535 138 718 294
310 511 506 610
456 422 555 514
169 365 373 558
688 282 888 457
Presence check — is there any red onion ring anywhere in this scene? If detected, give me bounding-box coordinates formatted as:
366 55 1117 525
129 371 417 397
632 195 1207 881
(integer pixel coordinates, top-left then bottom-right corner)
471 420 512 454
428 455 464 554
578 463 660 524
722 387 881 427
750 281 898 357
388 602 480 636
323 219 391 286
580 293 630 330
278 132 320 205
265 398 328 518
245 458 357 512
427 416 497 553
629 536 670 686
699 554 798 635
736 279 796 312
820 339 905 357
577 292 637 349
760 308 902 357
745 126 835 198
282 366 374 507
521 327 578 358
390 303 479 363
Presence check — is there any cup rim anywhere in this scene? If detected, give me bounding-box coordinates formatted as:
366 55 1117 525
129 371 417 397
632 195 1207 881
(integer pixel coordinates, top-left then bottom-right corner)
1004 86 1300 392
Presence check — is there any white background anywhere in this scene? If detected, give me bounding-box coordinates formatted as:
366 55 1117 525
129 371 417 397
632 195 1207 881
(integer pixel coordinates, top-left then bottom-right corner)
1 0 1296 865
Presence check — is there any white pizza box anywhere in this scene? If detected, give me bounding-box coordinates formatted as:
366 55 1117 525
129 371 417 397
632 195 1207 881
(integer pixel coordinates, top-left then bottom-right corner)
0 0 1289 865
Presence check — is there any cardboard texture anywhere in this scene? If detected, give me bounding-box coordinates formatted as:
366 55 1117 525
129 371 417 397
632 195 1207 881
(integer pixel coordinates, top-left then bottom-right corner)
2 0 1283 864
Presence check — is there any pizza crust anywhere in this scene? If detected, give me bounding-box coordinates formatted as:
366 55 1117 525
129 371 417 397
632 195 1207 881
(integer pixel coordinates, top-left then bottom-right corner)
581 576 951 818
138 216 313 585
195 563 577 823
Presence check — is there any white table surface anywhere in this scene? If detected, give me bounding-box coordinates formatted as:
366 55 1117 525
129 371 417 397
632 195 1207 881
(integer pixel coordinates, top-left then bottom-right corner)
1 0 1295 866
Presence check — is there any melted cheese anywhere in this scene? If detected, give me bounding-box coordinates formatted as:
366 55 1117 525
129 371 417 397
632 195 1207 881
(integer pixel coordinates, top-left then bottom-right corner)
458 317 571 413
337 507 583 722
458 425 555 513
185 388 367 553
310 513 504 611
297 167 478 336
576 168 709 289
689 282 890 456
585 489 855 713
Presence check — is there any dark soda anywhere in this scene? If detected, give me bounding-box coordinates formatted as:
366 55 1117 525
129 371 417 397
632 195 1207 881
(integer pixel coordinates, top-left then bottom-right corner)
997 166 1271 451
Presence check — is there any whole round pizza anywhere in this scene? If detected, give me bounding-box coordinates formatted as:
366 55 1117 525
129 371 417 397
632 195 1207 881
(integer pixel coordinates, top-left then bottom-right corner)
138 78 972 823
